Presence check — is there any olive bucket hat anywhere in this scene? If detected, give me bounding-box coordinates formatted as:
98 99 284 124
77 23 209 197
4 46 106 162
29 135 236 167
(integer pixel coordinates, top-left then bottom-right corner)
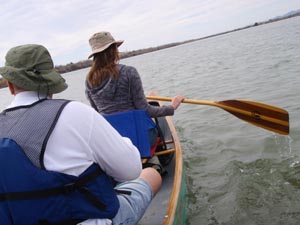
88 31 123 59
0 44 67 94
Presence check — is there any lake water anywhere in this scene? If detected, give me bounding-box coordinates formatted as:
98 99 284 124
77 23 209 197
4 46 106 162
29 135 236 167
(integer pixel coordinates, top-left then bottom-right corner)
1 16 300 225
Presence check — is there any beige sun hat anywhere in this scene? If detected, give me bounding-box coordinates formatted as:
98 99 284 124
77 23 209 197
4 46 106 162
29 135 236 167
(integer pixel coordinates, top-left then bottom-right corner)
88 31 124 59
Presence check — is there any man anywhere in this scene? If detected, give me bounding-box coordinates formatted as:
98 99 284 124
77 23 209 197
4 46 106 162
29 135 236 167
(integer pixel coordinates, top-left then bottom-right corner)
0 44 161 225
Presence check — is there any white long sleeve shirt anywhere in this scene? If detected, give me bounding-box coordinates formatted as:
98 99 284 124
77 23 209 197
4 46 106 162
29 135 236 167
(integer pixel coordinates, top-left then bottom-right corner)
6 91 142 225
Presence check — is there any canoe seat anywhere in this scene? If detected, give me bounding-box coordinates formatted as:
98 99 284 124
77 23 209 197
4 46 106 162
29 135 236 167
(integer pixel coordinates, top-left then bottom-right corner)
103 110 157 158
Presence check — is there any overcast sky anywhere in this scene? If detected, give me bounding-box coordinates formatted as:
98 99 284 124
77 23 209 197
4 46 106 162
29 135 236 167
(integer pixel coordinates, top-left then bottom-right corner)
0 0 300 66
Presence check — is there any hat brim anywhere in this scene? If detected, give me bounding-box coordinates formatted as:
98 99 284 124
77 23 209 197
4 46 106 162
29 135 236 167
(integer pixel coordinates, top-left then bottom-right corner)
0 66 67 94
88 40 123 59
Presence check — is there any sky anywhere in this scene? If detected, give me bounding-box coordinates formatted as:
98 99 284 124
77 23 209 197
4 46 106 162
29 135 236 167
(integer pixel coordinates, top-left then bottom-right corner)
0 0 300 66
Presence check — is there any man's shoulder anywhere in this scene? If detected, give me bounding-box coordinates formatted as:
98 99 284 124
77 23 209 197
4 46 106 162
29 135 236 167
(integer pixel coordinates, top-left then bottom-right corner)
44 99 94 116
60 100 93 112
55 100 100 127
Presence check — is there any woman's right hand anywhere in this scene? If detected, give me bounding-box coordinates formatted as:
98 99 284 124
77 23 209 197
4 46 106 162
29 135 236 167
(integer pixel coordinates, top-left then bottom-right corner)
171 95 184 110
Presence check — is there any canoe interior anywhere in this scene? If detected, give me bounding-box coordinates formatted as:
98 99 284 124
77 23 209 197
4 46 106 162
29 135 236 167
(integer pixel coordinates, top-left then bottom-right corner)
139 115 186 225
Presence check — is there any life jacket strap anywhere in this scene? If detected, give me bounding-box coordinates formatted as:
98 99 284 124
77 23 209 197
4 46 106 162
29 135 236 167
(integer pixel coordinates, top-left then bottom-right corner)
0 165 103 202
38 218 85 225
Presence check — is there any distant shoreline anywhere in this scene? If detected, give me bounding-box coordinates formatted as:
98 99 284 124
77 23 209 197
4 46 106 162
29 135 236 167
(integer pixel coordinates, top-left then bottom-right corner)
0 12 299 89
54 13 300 74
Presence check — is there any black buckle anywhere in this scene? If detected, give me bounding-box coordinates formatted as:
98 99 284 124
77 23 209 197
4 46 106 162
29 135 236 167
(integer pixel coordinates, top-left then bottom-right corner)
63 183 76 194
38 220 50 225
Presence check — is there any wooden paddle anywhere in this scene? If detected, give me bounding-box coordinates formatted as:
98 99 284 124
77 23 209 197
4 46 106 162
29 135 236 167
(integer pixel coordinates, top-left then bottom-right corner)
146 96 289 135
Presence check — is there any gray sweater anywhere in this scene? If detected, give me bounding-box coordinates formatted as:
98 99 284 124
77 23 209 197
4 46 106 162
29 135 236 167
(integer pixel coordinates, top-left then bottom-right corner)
85 64 174 117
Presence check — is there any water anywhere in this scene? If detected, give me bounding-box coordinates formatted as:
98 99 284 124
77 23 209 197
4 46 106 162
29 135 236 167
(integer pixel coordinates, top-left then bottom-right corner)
1 16 300 225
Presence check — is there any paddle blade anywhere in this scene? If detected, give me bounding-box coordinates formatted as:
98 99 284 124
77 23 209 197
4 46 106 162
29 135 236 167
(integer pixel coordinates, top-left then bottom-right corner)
217 100 289 135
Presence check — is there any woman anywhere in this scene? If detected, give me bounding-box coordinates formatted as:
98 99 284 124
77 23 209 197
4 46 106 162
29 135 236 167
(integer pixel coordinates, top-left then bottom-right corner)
85 32 184 175
85 31 184 117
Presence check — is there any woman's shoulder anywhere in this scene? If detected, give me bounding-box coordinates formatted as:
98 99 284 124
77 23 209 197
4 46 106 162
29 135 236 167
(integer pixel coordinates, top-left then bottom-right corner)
119 64 138 75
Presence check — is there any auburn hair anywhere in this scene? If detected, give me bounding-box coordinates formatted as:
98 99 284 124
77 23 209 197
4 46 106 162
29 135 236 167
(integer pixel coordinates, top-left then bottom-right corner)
87 44 120 87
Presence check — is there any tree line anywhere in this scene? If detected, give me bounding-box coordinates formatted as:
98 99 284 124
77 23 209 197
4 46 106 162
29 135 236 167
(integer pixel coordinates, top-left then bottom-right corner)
54 41 193 74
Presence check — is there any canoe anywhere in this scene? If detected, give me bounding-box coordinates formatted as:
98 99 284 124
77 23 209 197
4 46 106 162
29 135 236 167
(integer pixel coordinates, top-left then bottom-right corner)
139 101 187 225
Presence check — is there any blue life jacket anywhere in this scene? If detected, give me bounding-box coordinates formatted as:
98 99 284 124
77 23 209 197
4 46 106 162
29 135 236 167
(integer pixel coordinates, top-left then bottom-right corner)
103 110 157 158
0 99 120 225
